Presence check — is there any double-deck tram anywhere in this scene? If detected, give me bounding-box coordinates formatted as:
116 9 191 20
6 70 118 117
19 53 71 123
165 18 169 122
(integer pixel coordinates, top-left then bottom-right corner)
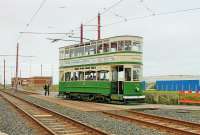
59 35 145 102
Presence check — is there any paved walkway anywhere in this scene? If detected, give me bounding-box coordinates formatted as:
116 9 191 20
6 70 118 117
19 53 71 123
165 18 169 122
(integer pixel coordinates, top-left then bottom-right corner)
31 94 200 111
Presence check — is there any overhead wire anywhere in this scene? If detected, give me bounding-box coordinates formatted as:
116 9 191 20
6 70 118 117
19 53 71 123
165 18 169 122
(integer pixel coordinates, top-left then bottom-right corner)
17 0 47 41
103 7 200 28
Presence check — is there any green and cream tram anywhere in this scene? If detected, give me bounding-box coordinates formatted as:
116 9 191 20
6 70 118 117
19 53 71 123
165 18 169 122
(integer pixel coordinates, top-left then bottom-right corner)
59 35 145 102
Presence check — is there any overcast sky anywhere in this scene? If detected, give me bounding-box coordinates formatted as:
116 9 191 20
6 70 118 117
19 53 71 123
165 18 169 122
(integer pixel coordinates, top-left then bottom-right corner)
0 0 200 84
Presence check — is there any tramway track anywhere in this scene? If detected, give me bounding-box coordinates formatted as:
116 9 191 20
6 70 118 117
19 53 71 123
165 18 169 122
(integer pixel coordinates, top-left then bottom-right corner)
0 90 109 135
102 110 200 135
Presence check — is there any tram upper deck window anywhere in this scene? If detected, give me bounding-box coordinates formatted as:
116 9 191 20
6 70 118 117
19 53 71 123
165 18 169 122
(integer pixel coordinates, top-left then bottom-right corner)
124 40 132 51
97 44 103 53
118 41 124 51
59 50 65 59
132 42 142 51
78 47 84 56
103 43 109 52
90 45 96 55
111 42 117 52
65 49 69 58
70 49 74 57
74 48 79 57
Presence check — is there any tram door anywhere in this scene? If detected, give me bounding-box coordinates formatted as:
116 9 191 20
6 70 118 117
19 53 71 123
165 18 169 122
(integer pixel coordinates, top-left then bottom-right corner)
112 65 124 94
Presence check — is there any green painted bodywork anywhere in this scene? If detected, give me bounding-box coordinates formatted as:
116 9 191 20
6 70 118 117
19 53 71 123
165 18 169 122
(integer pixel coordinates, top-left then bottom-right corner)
59 81 111 95
123 82 144 96
59 81 144 100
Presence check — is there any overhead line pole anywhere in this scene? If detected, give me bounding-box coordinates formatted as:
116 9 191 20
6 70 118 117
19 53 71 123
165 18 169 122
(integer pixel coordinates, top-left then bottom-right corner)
98 13 101 40
80 24 83 44
15 43 19 91
3 59 5 89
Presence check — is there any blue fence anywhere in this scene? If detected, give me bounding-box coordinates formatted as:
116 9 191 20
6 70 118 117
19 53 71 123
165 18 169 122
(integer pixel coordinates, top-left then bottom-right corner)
155 80 200 91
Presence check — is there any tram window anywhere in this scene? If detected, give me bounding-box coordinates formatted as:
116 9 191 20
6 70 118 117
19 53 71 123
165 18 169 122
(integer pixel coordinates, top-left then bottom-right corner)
79 72 84 80
124 40 132 51
85 46 90 55
118 41 124 51
132 42 141 51
133 69 140 81
111 42 117 52
125 68 131 81
103 43 109 52
71 72 78 81
59 50 64 59
85 71 96 80
97 44 103 53
78 47 84 56
65 72 71 81
90 45 96 55
98 71 109 80
70 49 74 57
74 48 79 57
65 49 69 58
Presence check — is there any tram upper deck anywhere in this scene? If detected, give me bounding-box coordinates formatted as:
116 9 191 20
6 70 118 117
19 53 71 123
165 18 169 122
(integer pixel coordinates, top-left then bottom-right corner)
59 35 143 68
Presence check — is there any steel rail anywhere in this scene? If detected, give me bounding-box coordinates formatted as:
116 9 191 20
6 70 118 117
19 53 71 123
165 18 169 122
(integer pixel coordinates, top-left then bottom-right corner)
0 92 55 135
0 90 109 135
102 110 200 135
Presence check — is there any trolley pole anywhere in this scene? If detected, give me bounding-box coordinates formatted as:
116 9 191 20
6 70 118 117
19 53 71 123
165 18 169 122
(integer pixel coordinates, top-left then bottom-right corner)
3 59 5 89
15 43 19 91
98 13 101 40
80 23 83 44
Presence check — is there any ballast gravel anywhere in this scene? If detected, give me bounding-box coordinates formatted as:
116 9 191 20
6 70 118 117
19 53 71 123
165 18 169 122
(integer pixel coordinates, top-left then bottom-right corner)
20 94 167 135
0 97 35 135
142 109 200 124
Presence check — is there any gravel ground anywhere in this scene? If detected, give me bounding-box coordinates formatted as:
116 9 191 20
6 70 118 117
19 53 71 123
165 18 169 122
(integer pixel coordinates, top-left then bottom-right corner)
0 97 36 135
142 109 200 124
17 94 167 135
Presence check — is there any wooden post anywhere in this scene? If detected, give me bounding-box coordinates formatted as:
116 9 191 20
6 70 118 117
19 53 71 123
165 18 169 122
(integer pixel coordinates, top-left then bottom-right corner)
3 59 5 89
15 43 19 91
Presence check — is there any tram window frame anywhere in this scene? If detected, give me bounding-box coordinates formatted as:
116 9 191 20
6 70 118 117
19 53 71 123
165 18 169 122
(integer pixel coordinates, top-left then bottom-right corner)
97 44 103 54
118 41 124 51
59 50 65 59
125 68 131 81
71 72 79 81
65 72 71 81
133 68 140 81
111 42 117 52
85 45 90 55
90 44 96 55
85 71 96 80
98 70 109 81
70 48 74 57
64 49 69 58
124 40 132 51
78 47 84 56
132 41 141 51
103 42 109 53
79 71 84 80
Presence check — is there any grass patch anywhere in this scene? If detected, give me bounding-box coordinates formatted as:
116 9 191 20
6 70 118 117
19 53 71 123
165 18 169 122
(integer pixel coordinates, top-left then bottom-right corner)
144 90 179 105
144 90 200 105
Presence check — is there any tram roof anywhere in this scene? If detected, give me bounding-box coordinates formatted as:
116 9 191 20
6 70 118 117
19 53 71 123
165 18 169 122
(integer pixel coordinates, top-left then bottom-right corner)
59 35 143 49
